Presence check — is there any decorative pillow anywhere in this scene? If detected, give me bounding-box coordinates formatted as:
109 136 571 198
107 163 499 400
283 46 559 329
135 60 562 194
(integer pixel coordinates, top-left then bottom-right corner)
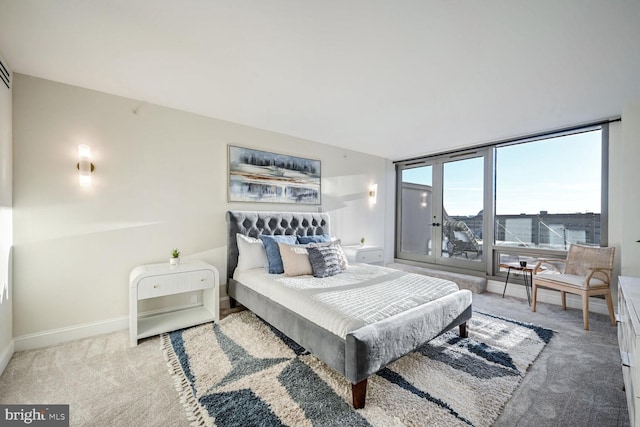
332 240 349 271
309 239 349 271
297 234 331 244
278 243 313 277
259 234 298 274
307 245 342 278
236 234 268 271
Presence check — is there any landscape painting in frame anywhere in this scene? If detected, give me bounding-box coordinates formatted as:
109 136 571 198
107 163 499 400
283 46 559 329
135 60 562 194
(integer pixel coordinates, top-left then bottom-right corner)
228 145 321 204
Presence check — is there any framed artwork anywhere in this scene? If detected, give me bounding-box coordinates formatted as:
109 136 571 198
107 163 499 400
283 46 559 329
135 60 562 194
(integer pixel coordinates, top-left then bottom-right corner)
228 145 321 205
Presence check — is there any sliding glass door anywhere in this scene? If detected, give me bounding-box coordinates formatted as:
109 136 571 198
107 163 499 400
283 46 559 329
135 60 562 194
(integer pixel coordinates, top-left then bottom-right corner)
398 164 435 259
397 149 489 270
441 155 485 265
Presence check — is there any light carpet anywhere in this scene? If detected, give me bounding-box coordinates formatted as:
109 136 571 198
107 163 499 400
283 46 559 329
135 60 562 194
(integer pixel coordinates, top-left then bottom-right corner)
161 310 553 427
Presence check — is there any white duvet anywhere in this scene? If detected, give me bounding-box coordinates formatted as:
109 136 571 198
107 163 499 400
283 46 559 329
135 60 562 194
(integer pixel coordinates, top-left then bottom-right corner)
233 264 460 339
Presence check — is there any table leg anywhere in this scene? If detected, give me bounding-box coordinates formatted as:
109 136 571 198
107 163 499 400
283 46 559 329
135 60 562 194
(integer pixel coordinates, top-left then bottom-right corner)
502 267 511 298
523 270 532 305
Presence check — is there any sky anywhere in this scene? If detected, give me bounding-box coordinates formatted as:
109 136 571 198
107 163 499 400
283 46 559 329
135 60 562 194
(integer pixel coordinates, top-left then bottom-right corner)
402 130 602 216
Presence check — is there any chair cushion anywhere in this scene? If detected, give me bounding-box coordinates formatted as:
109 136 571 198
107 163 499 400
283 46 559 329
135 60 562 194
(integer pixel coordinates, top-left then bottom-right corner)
535 272 607 289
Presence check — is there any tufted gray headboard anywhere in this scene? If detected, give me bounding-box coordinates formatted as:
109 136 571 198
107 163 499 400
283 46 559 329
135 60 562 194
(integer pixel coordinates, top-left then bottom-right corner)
226 210 331 281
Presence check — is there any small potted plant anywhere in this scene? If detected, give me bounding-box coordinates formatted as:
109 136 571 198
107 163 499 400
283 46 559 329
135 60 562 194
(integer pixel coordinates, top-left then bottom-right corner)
170 248 181 268
360 237 366 246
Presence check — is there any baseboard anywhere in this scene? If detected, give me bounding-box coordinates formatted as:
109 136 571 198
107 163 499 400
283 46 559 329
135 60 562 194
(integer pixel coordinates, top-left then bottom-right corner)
487 279 609 315
0 339 15 376
14 297 232 352
14 315 129 352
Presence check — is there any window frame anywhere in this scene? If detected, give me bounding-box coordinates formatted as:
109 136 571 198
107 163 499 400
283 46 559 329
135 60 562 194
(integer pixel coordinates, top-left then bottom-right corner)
394 122 611 278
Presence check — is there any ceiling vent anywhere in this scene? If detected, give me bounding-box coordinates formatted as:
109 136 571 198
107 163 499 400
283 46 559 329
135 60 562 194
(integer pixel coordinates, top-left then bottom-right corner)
0 59 10 90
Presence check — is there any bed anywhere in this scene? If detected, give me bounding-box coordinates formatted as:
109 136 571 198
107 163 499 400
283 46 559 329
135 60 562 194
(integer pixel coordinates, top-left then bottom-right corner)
226 210 473 409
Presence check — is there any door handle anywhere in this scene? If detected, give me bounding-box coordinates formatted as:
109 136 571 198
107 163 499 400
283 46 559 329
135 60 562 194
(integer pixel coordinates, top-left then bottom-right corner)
431 222 440 227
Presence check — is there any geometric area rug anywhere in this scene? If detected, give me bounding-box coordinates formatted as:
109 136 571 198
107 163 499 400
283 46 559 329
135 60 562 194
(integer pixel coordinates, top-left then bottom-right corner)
162 310 553 427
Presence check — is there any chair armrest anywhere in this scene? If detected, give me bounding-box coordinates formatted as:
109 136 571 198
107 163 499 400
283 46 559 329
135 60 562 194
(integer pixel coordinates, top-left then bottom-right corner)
533 258 565 274
586 266 613 272
585 267 613 288
536 258 566 263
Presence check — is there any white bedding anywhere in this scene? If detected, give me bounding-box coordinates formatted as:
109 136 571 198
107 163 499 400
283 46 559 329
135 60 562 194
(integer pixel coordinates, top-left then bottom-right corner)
233 264 460 339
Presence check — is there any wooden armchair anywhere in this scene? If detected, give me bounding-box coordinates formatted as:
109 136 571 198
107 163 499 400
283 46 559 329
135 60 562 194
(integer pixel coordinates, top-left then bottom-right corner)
531 244 615 330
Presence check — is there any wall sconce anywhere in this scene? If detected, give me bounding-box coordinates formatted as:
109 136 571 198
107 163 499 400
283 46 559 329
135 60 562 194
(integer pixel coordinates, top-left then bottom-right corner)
421 192 427 207
369 184 378 205
77 144 95 187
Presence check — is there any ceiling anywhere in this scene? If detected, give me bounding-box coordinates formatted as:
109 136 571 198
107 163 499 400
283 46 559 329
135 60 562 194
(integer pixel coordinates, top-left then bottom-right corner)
1 1 639 161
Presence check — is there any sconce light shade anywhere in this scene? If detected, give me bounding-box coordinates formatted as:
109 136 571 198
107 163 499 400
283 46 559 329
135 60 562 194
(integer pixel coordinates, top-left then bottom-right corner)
77 144 94 187
369 184 378 205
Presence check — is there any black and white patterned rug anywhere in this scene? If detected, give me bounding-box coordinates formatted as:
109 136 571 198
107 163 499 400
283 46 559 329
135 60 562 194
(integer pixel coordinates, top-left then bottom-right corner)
162 310 553 427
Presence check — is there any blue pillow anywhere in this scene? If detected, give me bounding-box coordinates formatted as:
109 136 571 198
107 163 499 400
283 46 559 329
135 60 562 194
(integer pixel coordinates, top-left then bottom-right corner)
297 234 331 244
259 235 298 274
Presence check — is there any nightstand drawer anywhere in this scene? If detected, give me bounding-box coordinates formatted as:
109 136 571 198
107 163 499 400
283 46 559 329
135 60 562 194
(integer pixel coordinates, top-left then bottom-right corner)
138 275 177 299
137 269 214 299
342 245 384 265
355 249 384 264
188 269 216 291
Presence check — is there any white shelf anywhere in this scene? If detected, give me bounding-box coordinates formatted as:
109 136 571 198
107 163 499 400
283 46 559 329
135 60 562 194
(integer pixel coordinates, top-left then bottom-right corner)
137 306 215 340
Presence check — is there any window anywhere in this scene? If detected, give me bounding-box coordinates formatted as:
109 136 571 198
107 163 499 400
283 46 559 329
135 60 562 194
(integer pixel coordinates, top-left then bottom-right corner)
495 129 602 249
395 124 608 275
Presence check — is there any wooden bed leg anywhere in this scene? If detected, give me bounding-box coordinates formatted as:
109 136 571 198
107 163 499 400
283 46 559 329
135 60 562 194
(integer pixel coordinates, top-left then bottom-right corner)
459 322 468 338
229 297 237 309
352 379 367 409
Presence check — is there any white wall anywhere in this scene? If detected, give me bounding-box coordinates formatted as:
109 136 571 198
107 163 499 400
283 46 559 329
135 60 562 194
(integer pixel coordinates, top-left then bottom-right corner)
12 74 389 345
620 101 640 277
0 54 13 372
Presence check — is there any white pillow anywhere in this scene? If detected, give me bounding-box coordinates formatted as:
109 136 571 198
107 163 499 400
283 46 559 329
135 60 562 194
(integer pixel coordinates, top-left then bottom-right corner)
278 242 313 277
236 234 268 271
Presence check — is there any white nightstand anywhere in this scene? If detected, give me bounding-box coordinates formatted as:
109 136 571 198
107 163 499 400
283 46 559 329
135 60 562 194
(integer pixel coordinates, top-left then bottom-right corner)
342 245 385 265
129 260 219 346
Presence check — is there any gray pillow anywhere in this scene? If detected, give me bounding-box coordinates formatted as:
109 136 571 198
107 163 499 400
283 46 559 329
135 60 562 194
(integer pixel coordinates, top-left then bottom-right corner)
307 245 342 278
308 239 349 270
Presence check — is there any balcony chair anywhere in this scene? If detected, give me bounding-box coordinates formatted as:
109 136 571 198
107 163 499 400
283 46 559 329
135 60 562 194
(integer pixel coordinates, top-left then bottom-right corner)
442 219 482 259
531 244 615 330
